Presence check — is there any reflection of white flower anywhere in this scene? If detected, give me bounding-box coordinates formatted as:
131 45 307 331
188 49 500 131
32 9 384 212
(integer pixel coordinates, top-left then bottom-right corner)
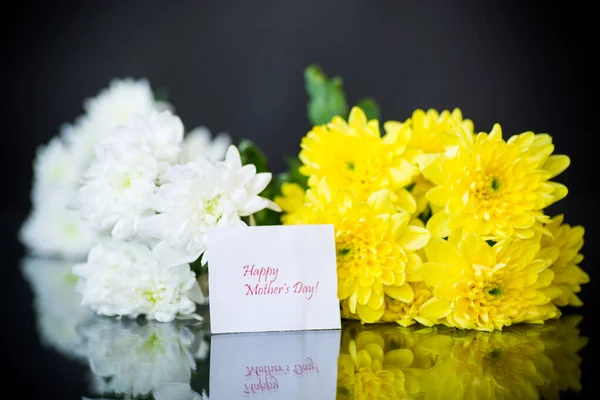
77 110 184 239
19 190 97 258
153 383 205 400
21 257 92 360
77 317 202 399
138 146 279 262
180 127 231 163
73 238 202 322
195 339 210 361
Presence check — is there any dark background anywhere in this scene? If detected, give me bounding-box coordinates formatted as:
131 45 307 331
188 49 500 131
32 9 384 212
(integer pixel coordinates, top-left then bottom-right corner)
2 1 596 398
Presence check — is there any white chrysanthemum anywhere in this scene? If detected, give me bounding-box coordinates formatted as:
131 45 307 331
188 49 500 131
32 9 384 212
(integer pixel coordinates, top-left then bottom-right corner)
62 78 170 174
21 257 92 360
84 78 167 129
138 145 279 262
73 239 203 322
77 110 185 239
100 109 184 175
180 126 231 163
77 317 200 398
31 137 82 203
21 78 168 257
19 190 97 258
77 140 159 239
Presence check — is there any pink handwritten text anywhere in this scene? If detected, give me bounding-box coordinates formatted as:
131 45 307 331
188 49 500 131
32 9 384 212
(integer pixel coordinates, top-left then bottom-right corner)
244 376 279 396
246 282 290 296
293 357 319 376
243 264 279 283
292 281 319 300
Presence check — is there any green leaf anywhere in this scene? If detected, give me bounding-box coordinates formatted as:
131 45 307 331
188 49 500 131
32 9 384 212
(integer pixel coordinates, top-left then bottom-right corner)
356 98 380 121
237 139 282 226
304 64 349 126
238 139 268 173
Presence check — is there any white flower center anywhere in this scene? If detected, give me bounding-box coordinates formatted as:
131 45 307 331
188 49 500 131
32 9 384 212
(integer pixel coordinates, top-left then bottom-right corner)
201 195 225 225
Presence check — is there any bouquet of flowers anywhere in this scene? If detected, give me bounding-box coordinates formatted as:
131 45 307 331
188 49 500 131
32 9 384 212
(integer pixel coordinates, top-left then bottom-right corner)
20 66 589 331
20 78 278 322
274 66 589 331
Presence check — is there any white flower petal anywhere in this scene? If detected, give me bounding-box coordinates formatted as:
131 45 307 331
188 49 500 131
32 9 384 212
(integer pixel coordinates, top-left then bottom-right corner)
225 145 242 169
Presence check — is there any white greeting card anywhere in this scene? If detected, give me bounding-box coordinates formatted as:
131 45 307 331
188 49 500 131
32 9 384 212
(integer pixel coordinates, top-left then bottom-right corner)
206 225 341 334
210 330 341 399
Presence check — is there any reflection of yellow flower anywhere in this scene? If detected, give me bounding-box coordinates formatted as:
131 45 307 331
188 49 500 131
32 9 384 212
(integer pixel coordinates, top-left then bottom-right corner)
540 215 589 307
419 328 552 400
337 329 414 399
281 179 430 323
539 315 588 399
337 317 587 400
419 234 559 331
299 107 418 212
419 124 570 241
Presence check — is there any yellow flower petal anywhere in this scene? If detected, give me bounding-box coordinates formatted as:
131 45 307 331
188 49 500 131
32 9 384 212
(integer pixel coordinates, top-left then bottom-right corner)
367 189 394 213
384 283 414 303
367 291 384 310
338 277 355 300
393 188 417 214
421 262 446 287
426 211 452 238
399 225 431 250
419 156 445 185
418 297 452 320
357 302 385 323
357 284 372 306
424 237 465 267
543 155 570 178
425 186 450 207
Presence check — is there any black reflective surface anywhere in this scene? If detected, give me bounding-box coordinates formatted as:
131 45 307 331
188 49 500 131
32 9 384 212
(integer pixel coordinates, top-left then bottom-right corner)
5 246 593 399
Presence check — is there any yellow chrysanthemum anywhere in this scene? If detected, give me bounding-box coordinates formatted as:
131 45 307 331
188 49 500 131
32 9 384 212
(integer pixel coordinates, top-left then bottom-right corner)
419 233 559 331
398 109 473 218
274 182 307 224
540 215 589 307
419 124 570 240
337 330 413 399
408 174 436 218
379 282 433 327
404 108 474 157
299 106 418 213
282 178 430 323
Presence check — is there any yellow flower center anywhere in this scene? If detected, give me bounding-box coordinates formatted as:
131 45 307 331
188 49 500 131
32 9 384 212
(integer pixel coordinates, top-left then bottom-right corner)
471 171 504 201
336 224 391 280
